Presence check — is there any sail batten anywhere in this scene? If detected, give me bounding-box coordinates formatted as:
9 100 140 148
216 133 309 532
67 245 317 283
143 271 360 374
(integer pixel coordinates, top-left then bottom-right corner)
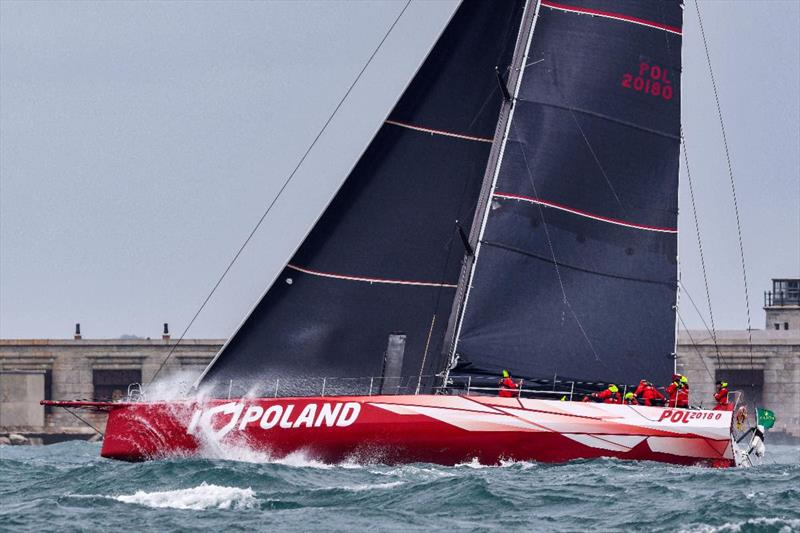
384 120 494 144
539 1 682 35
286 264 458 289
492 193 678 233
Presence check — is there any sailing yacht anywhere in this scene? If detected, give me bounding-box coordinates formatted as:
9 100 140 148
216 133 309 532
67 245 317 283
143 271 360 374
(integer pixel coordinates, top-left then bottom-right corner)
46 0 760 467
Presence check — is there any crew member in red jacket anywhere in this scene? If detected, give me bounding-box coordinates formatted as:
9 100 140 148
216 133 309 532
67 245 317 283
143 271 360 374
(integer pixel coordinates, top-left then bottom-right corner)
498 370 519 398
633 379 666 406
666 375 689 408
583 384 621 404
713 380 730 410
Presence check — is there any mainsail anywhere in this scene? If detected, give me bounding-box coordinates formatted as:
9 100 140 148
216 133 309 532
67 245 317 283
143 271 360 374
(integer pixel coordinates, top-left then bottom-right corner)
450 0 684 386
200 0 528 393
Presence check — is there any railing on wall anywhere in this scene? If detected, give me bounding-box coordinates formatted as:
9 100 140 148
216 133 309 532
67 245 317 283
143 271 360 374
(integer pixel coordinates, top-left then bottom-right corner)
764 290 800 307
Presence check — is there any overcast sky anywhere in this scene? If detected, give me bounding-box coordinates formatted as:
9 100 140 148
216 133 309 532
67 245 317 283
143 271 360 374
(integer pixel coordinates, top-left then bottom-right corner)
1 0 798 340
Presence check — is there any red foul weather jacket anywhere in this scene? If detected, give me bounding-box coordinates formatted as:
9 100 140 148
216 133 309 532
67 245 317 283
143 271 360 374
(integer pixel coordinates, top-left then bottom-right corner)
638 385 666 406
666 383 689 408
713 387 731 410
499 377 518 398
595 388 622 404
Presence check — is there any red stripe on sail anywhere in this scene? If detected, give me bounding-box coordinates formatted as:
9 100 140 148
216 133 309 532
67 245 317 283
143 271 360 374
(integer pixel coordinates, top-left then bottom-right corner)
286 264 457 288
540 0 682 36
493 192 678 234
385 120 493 143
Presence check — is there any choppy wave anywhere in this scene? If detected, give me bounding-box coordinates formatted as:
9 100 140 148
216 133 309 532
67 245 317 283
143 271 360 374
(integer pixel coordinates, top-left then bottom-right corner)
679 517 800 533
1 441 798 532
113 482 258 510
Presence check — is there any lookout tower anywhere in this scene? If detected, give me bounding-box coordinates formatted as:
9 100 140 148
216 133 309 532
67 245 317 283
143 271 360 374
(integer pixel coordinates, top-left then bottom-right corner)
764 278 800 331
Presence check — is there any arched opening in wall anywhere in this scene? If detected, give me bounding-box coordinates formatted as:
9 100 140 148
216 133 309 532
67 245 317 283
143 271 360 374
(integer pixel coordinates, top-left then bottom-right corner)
716 369 764 407
93 369 141 401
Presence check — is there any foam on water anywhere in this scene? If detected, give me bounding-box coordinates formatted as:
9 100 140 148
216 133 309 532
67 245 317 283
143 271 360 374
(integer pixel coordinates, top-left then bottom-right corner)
3 442 798 531
192 437 337 469
372 465 455 479
271 450 335 469
141 372 200 401
178 404 368 469
113 482 258 510
454 457 537 469
454 457 487 469
316 481 406 492
499 459 538 469
680 517 800 533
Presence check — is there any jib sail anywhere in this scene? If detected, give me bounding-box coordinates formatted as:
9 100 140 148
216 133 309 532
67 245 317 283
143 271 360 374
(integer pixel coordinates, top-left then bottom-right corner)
199 0 528 394
449 0 684 386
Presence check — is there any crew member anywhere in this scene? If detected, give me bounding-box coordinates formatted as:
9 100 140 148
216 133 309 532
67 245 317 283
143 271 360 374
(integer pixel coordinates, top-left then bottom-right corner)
623 392 638 405
583 384 621 404
633 379 666 406
666 375 689 408
498 370 519 398
713 380 730 410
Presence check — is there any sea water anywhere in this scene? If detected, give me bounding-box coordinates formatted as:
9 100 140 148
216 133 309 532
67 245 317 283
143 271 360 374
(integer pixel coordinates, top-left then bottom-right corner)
1 442 798 532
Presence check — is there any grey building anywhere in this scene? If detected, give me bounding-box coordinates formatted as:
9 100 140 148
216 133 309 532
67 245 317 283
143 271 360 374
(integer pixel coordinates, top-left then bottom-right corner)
678 278 800 440
1 279 799 442
0 326 221 443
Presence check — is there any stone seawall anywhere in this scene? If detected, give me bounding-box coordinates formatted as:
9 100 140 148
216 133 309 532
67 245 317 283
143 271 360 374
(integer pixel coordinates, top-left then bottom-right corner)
0 338 221 441
677 330 800 439
2 332 798 441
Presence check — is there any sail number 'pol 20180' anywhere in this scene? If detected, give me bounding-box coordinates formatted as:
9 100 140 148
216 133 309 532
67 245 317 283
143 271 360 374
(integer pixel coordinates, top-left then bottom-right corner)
658 409 723 424
621 62 673 100
187 401 361 439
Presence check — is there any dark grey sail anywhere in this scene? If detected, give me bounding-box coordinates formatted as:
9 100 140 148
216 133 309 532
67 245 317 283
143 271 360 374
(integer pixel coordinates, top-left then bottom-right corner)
199 0 528 395
449 0 684 386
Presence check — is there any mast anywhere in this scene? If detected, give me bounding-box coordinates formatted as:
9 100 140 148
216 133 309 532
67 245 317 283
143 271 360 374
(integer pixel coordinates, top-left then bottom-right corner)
440 0 541 384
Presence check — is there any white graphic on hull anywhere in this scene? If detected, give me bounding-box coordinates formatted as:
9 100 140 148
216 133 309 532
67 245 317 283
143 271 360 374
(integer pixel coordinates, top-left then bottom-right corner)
188 402 361 438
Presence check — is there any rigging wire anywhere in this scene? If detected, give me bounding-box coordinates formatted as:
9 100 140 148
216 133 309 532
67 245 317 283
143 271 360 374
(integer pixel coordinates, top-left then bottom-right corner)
694 0 756 377
678 279 733 371
656 0 681 375
466 1 521 132
149 0 414 384
676 310 715 382
64 407 104 437
421 157 481 389
517 123 601 362
564 97 624 209
547 70 625 210
680 127 722 366
416 222 460 393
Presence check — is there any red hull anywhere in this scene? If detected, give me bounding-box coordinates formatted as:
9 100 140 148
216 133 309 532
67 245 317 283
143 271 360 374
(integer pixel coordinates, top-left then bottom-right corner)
74 395 736 467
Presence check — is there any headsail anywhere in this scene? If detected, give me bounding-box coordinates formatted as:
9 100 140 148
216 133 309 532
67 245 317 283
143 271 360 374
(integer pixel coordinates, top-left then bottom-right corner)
450 0 684 386
199 0 528 394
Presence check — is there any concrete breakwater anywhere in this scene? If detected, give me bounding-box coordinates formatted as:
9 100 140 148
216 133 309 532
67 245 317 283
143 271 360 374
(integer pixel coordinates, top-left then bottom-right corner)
0 336 221 443
2 287 798 442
